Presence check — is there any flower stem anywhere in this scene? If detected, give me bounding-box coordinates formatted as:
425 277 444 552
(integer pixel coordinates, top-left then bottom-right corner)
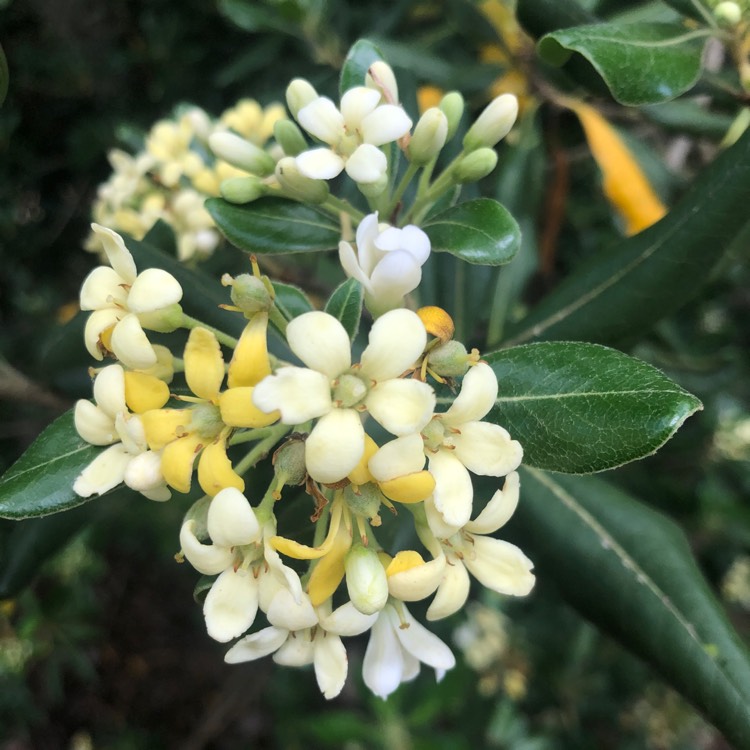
268 304 288 337
384 161 419 220
181 313 239 349
232 423 291 476
321 195 366 223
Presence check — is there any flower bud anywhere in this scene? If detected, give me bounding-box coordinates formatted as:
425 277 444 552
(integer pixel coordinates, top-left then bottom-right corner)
286 78 318 119
220 176 267 204
345 544 389 615
275 157 330 204
427 340 472 378
439 91 464 142
209 132 276 176
274 119 308 157
272 436 308 488
343 483 383 524
454 147 498 183
366 61 399 103
463 93 518 151
223 273 273 314
715 1 742 25
137 303 184 333
408 108 448 165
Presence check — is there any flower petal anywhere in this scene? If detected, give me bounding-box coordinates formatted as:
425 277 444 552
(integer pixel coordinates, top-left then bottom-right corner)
266 588 318 631
73 443 130 497
80 266 128 310
127 268 183 312
375 225 430 264
443 362 498 425
227 313 271 388
361 104 412 145
253 367 331 424
338 240 374 293
74 400 117 446
363 611 404 699
320 601 378 637
368 434 426 482
184 327 224 401
91 224 137 284
124 371 169 414
368 250 422 311
360 308 426 381
274 630 314 666
124 450 167 496
387 553 445 602
197 437 245 497
452 422 523 477
161 431 203 494
463 536 535 596
390 605 456 672
297 97 344 144
207 486 261 547
84 308 121 361
141 408 189 450
345 144 386 184
314 632 348 699
220 386 279 428
203 568 259 642
429 450 473 530
296 148 345 180
465 472 520 534
305 408 365 484
224 626 288 664
354 212 384 277
366 379 435 436
340 86 380 131
111 313 157 370
426 558 470 620
286 311 351 378
179 519 234 575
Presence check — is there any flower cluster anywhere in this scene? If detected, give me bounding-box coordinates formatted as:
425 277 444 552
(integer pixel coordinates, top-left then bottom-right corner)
72 59 532 700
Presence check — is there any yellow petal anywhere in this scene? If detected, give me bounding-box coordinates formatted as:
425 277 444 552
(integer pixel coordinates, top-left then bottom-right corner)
227 313 271 388
219 387 279 428
379 470 436 504
417 306 454 343
417 85 444 114
197 437 245 497
307 520 352 607
386 550 426 577
185 327 225 401
271 498 344 560
569 100 667 235
161 432 203 494
141 408 189 450
124 371 170 413
347 434 379 486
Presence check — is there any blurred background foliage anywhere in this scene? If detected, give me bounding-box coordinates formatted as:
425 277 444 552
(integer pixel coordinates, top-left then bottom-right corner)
1 0 749 747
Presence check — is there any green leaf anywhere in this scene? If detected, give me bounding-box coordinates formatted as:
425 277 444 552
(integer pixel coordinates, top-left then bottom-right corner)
217 0 299 34
206 197 340 255
504 130 750 347
538 23 706 105
272 281 314 327
514 469 750 749
324 278 363 340
0 44 8 107
483 342 701 473
660 0 712 22
422 199 520 266
0 411 99 519
340 39 384 95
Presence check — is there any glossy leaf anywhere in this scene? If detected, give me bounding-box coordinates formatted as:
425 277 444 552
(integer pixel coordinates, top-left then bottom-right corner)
422 199 520 266
272 281 314 327
514 469 750 749
483 342 701 473
324 278 363 340
0 410 99 519
340 39 384 95
504 129 750 347
539 23 706 105
206 197 340 255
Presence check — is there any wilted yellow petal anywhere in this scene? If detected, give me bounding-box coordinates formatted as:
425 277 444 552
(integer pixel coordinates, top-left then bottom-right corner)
219 387 279 428
227 313 272 388
141 408 189 450
271 497 344 560
417 85 444 114
197 437 245 496
184 327 225 401
379 470 436 504
347 434 379 486
307 520 352 606
161 432 203 494
417 306 454 342
124 371 170 413
570 100 667 235
386 550 426 577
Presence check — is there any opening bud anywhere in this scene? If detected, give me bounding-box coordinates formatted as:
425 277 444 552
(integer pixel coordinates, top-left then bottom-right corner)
366 61 399 103
454 147 499 183
408 107 448 165
463 93 518 151
224 273 273 314
272 436 308 490
274 119 308 157
209 132 276 176
276 157 330 204
345 544 389 615
220 176 267 205
439 91 465 142
286 78 318 119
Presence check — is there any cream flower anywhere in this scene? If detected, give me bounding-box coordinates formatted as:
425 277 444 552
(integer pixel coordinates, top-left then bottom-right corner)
292 83 412 184
362 601 455 699
73 364 170 501
420 361 523 530
225 600 377 700
252 309 434 484
80 225 183 369
339 212 431 316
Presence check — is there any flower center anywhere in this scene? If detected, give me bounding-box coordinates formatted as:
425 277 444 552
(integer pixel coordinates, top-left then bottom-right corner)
190 402 224 439
421 417 446 452
333 372 369 408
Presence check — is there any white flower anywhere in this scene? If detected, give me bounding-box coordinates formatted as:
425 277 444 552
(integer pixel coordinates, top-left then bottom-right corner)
180 489 303 643
421 361 523 531
362 601 455 699
80 224 183 369
73 364 169 501
253 309 435 484
225 600 377 700
339 212 431 316
292 84 412 184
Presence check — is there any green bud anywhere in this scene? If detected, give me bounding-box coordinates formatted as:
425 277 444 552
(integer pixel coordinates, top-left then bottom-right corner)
439 91 464 142
286 78 318 119
344 483 384 523
138 303 184 333
272 436 308 488
463 93 518 151
408 107 448 165
274 119 309 157
220 176 267 204
427 340 472 377
345 544 389 615
714 0 742 24
454 147 498 183
209 132 276 176
223 273 273 314
356 172 388 199
276 157 330 204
